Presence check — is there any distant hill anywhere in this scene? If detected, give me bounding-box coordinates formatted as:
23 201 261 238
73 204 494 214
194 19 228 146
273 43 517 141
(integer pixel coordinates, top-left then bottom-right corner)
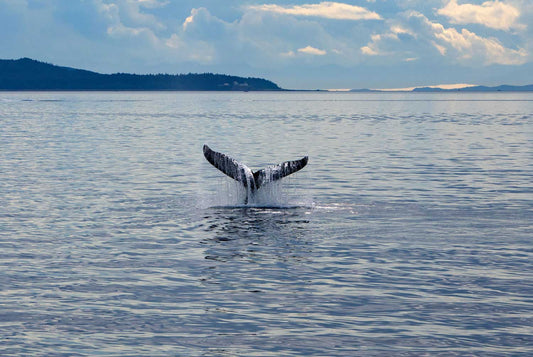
0 58 282 91
412 84 533 92
350 84 533 92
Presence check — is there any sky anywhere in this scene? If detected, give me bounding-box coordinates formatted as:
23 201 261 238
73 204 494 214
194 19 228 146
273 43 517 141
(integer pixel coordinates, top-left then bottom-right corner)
1 0 532 89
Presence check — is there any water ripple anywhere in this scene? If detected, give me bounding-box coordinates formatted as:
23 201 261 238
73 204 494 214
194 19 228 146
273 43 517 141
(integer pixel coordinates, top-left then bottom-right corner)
0 91 531 356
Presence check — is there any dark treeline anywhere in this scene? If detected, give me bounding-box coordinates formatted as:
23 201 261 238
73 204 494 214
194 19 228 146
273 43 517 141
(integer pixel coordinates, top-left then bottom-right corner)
0 58 283 91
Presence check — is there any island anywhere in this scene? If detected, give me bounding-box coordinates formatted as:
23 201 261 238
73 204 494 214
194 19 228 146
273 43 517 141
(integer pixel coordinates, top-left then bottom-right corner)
411 84 533 92
0 58 283 91
350 84 533 92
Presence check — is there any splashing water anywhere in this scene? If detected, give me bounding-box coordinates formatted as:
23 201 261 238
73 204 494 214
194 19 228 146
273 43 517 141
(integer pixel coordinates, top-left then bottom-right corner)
201 174 311 209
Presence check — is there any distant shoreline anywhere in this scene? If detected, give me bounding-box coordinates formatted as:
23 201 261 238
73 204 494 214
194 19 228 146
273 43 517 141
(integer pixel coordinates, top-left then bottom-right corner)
346 84 533 93
1 58 531 92
2 89 532 94
0 58 283 91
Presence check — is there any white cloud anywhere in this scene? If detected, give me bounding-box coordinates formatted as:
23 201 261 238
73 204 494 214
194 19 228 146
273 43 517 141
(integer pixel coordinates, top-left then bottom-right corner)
361 11 528 65
96 2 120 23
249 2 381 20
389 25 414 36
424 13 527 64
298 46 327 55
360 45 378 55
113 0 166 31
182 8 198 30
430 83 477 89
437 0 522 31
432 41 447 56
360 32 404 56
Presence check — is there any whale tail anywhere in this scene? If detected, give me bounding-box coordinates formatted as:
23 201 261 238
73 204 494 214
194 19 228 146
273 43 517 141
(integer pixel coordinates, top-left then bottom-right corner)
203 144 308 203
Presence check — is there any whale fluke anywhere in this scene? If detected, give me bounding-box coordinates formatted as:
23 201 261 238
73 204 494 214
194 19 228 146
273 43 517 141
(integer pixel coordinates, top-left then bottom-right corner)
252 157 308 189
203 144 308 203
203 144 255 187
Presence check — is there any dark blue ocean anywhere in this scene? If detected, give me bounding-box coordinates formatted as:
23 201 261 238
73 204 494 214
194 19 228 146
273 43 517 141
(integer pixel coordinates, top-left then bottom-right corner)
1 91 531 356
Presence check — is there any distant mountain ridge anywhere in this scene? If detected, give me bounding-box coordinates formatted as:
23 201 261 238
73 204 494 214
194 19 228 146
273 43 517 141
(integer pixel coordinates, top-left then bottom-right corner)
351 84 533 92
0 58 282 91
412 84 533 92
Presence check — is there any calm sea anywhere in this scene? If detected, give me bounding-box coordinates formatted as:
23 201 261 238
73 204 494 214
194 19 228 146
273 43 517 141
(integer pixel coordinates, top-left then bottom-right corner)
0 91 531 356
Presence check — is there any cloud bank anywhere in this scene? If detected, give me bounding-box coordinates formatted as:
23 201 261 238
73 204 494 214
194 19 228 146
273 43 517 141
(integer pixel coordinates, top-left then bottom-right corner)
437 0 522 31
362 10 528 66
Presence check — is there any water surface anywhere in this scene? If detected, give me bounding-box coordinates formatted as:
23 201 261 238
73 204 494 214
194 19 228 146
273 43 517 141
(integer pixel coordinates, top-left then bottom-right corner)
0 91 531 356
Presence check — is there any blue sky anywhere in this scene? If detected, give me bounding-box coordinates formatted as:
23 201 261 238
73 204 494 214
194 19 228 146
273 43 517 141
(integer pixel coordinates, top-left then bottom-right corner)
1 0 532 89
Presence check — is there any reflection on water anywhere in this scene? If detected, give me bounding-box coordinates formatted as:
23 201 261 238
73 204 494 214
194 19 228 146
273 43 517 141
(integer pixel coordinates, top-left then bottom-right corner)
200 207 311 261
